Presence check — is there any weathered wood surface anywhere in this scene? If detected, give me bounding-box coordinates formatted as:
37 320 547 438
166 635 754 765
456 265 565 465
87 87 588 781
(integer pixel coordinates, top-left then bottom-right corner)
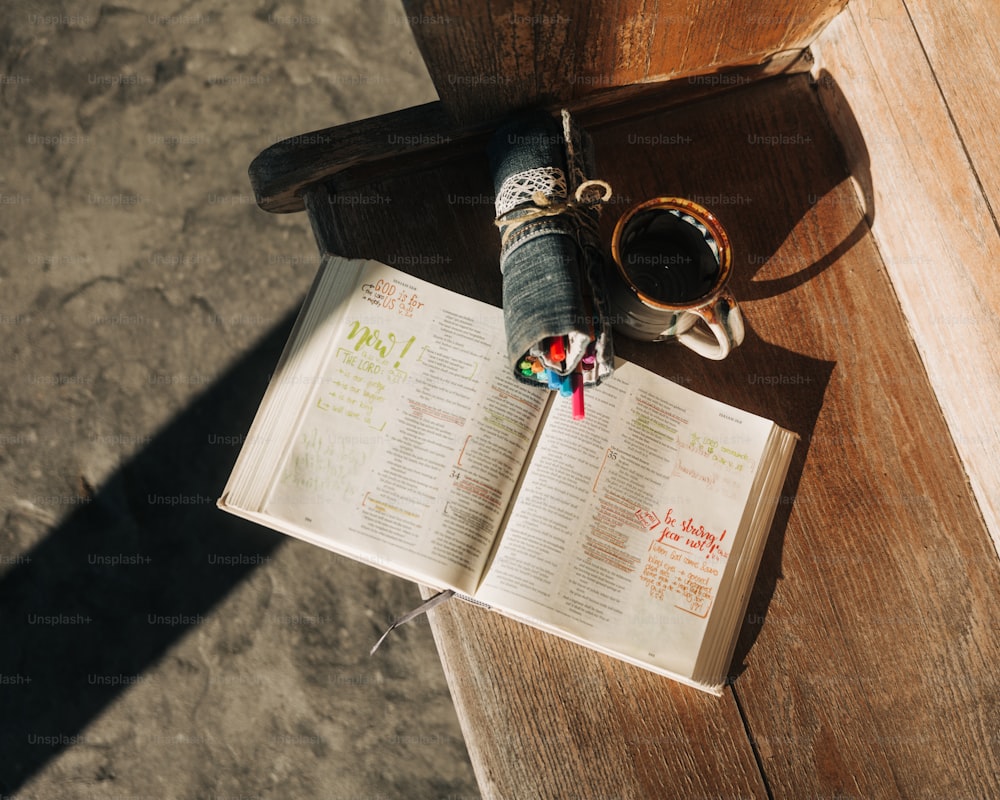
425 593 769 799
250 52 812 215
810 0 1000 556
289 74 1000 797
400 0 847 124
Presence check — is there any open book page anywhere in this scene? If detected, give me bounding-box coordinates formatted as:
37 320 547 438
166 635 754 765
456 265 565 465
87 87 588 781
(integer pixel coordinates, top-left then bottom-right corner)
690 423 798 686
474 360 777 681
259 258 549 594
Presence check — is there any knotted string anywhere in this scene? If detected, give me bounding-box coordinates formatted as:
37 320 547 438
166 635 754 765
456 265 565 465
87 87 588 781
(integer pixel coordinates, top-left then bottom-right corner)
494 177 613 252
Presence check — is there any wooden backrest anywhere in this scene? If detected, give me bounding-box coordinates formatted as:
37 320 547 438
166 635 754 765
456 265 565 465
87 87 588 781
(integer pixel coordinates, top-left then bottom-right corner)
403 0 848 123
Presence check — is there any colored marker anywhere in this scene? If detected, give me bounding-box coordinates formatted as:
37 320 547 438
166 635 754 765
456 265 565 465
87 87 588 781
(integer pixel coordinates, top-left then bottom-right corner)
571 371 585 420
548 336 566 364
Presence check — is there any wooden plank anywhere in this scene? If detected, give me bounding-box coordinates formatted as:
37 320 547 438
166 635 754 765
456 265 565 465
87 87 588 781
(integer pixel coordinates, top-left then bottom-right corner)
248 52 813 215
425 595 768 800
248 102 469 214
298 73 1000 796
903 0 1000 213
809 3 1000 556
400 0 846 124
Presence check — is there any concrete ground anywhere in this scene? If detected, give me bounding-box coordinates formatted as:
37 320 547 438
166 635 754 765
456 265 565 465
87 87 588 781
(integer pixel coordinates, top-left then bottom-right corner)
0 1 480 798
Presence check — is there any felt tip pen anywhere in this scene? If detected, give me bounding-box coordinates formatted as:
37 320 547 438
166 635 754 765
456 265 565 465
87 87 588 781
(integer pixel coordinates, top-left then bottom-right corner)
571 371 585 420
548 336 566 365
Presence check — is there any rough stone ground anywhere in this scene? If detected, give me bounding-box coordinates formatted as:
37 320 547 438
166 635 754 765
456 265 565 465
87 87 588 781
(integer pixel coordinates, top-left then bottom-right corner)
0 1 480 798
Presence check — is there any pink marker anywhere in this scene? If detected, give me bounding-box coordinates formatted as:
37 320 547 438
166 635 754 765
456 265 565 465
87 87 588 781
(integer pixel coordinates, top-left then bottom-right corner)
571 372 585 420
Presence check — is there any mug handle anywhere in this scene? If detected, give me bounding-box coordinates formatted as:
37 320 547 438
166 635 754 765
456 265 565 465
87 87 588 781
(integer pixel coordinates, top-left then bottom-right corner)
677 291 745 360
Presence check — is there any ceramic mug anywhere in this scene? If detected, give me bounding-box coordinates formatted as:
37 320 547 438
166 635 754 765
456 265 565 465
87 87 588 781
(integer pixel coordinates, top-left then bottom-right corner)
608 197 745 360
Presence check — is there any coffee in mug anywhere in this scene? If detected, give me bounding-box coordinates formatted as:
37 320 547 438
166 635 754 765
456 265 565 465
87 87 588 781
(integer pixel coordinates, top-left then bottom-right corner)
608 197 744 359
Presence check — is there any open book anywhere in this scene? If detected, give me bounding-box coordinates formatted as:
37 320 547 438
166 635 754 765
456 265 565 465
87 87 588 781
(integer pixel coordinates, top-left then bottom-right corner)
218 255 797 695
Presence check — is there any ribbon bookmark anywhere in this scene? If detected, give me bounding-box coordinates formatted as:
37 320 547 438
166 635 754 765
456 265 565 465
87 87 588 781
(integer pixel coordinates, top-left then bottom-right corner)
369 588 456 655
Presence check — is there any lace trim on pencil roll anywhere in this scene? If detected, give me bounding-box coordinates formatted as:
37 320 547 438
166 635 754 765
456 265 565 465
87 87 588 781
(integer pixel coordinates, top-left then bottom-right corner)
488 109 616 389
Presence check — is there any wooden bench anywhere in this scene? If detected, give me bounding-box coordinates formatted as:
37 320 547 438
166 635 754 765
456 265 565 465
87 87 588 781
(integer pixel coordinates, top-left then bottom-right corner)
249 1 1000 796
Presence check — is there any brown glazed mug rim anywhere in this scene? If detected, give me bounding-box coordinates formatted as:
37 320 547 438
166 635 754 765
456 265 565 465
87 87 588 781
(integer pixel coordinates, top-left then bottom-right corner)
610 196 733 311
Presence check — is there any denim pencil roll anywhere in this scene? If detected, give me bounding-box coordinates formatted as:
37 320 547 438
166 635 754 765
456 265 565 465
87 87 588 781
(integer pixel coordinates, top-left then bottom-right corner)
488 109 615 390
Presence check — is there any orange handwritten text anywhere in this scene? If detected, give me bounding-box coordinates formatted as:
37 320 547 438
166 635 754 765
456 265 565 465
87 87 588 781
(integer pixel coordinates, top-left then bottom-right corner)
650 507 728 561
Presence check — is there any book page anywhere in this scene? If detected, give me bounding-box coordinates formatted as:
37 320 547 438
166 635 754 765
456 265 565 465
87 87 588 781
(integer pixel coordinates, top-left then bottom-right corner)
263 260 548 594
475 361 775 678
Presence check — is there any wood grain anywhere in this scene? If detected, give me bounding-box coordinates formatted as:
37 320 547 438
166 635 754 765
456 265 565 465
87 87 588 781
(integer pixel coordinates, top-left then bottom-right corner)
249 51 812 215
810 2 1000 556
903 0 1000 213
400 0 847 124
279 73 1000 796
425 593 769 799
